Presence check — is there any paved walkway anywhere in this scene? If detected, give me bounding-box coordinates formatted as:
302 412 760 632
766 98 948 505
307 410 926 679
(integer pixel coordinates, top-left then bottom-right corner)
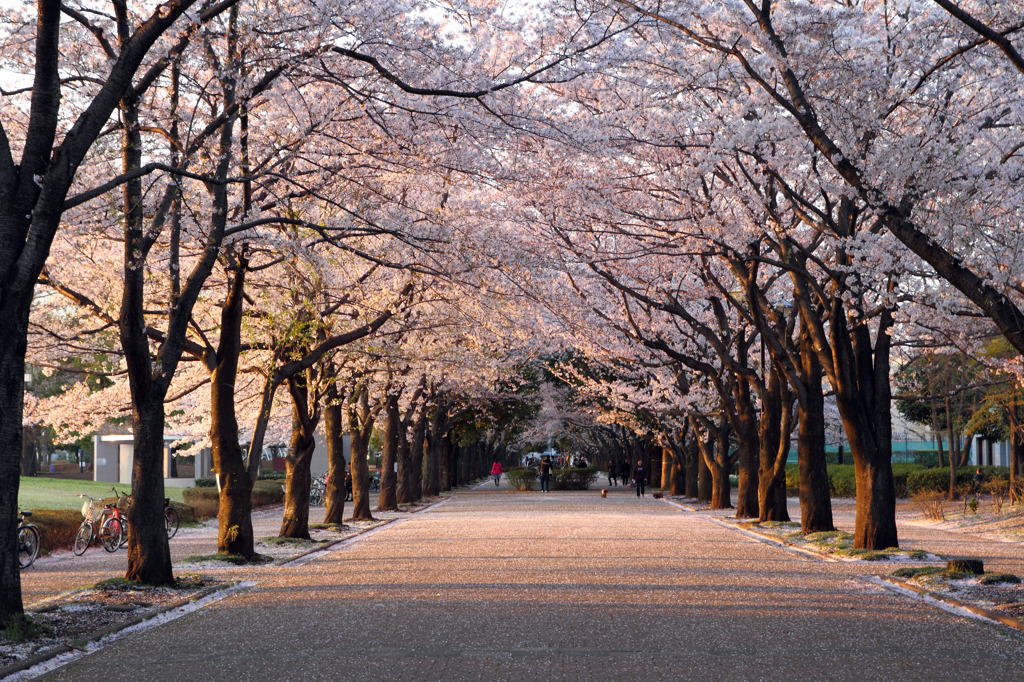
36 486 1024 681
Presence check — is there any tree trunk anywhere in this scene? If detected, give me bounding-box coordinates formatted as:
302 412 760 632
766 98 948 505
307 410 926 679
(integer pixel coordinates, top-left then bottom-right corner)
280 400 316 539
423 412 441 497
733 381 759 518
378 393 400 511
210 261 255 557
932 405 945 469
796 324 834 532
348 388 375 521
685 431 700 498
323 395 347 525
0 301 31 624
439 434 452 492
20 425 39 476
120 92 174 586
125 398 174 584
661 446 674 493
396 427 413 503
410 416 426 500
790 253 898 550
757 367 791 522
696 420 732 510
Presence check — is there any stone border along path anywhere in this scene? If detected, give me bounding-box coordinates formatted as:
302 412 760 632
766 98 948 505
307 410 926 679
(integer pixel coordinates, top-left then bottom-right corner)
7 487 475 678
29 484 1024 681
659 496 1024 633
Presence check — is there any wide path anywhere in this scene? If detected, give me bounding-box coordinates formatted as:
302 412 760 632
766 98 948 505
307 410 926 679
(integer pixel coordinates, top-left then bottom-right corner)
42 488 1024 681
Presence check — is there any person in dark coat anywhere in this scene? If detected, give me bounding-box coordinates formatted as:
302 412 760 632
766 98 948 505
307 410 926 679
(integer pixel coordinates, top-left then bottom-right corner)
618 460 630 486
632 459 647 497
607 461 618 487
539 456 553 493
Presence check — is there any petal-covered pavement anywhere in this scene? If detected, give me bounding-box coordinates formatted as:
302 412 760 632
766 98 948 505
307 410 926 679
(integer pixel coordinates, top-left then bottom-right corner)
31 486 1024 680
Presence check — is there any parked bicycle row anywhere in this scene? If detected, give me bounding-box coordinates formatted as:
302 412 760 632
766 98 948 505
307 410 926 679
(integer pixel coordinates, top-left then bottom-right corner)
56 487 180 558
309 472 376 506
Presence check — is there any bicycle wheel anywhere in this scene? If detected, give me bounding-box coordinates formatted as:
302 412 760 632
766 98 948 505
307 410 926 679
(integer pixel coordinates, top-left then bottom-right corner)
118 518 130 548
164 506 180 539
18 525 40 568
101 517 122 552
73 522 92 555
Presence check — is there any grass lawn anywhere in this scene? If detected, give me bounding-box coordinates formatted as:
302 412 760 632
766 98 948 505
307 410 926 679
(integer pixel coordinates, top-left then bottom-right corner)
18 477 187 511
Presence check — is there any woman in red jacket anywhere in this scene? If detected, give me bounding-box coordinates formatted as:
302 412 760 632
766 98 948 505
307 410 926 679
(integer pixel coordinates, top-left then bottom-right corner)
491 461 503 486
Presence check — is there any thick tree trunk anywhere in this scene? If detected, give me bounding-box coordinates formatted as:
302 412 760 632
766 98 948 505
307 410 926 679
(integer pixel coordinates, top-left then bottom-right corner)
120 93 174 586
660 447 672 491
323 398 347 525
20 425 39 476
439 433 452 492
757 369 792 522
348 388 375 521
0 301 31 625
695 421 732 510
685 432 700 498
210 262 255 557
125 398 174 584
733 382 759 518
649 445 662 489
796 327 834 532
834 319 898 549
378 394 400 511
410 417 426 500
396 427 413 504
280 407 315 539
422 426 440 498
697 441 712 503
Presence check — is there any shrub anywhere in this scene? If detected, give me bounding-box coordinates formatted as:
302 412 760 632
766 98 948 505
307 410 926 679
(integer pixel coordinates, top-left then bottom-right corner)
551 467 599 490
788 463 922 498
911 490 946 521
194 477 217 487
906 466 1009 495
979 573 1021 585
258 469 286 480
911 450 939 468
827 465 857 497
25 509 82 555
182 479 284 514
505 467 538 491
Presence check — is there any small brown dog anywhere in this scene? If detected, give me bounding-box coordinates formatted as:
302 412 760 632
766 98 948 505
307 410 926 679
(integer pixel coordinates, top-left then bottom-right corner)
601 489 608 498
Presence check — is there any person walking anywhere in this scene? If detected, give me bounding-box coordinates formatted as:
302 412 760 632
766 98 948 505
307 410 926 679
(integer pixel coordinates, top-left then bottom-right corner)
618 459 630 487
632 459 647 497
539 456 553 493
491 461 503 487
607 461 618 487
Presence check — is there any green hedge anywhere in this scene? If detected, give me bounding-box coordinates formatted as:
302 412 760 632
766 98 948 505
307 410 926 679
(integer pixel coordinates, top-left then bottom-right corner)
552 467 599 490
182 479 284 508
906 466 1009 494
505 467 538 491
786 463 925 498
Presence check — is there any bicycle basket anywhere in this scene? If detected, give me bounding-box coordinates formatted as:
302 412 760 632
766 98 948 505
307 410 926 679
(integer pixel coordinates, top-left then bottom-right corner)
82 500 104 522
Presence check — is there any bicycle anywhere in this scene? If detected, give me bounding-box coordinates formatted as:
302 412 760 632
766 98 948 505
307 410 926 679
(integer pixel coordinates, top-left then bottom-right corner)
369 473 380 494
164 497 179 539
310 473 327 507
73 494 123 555
109 487 180 541
18 511 40 569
